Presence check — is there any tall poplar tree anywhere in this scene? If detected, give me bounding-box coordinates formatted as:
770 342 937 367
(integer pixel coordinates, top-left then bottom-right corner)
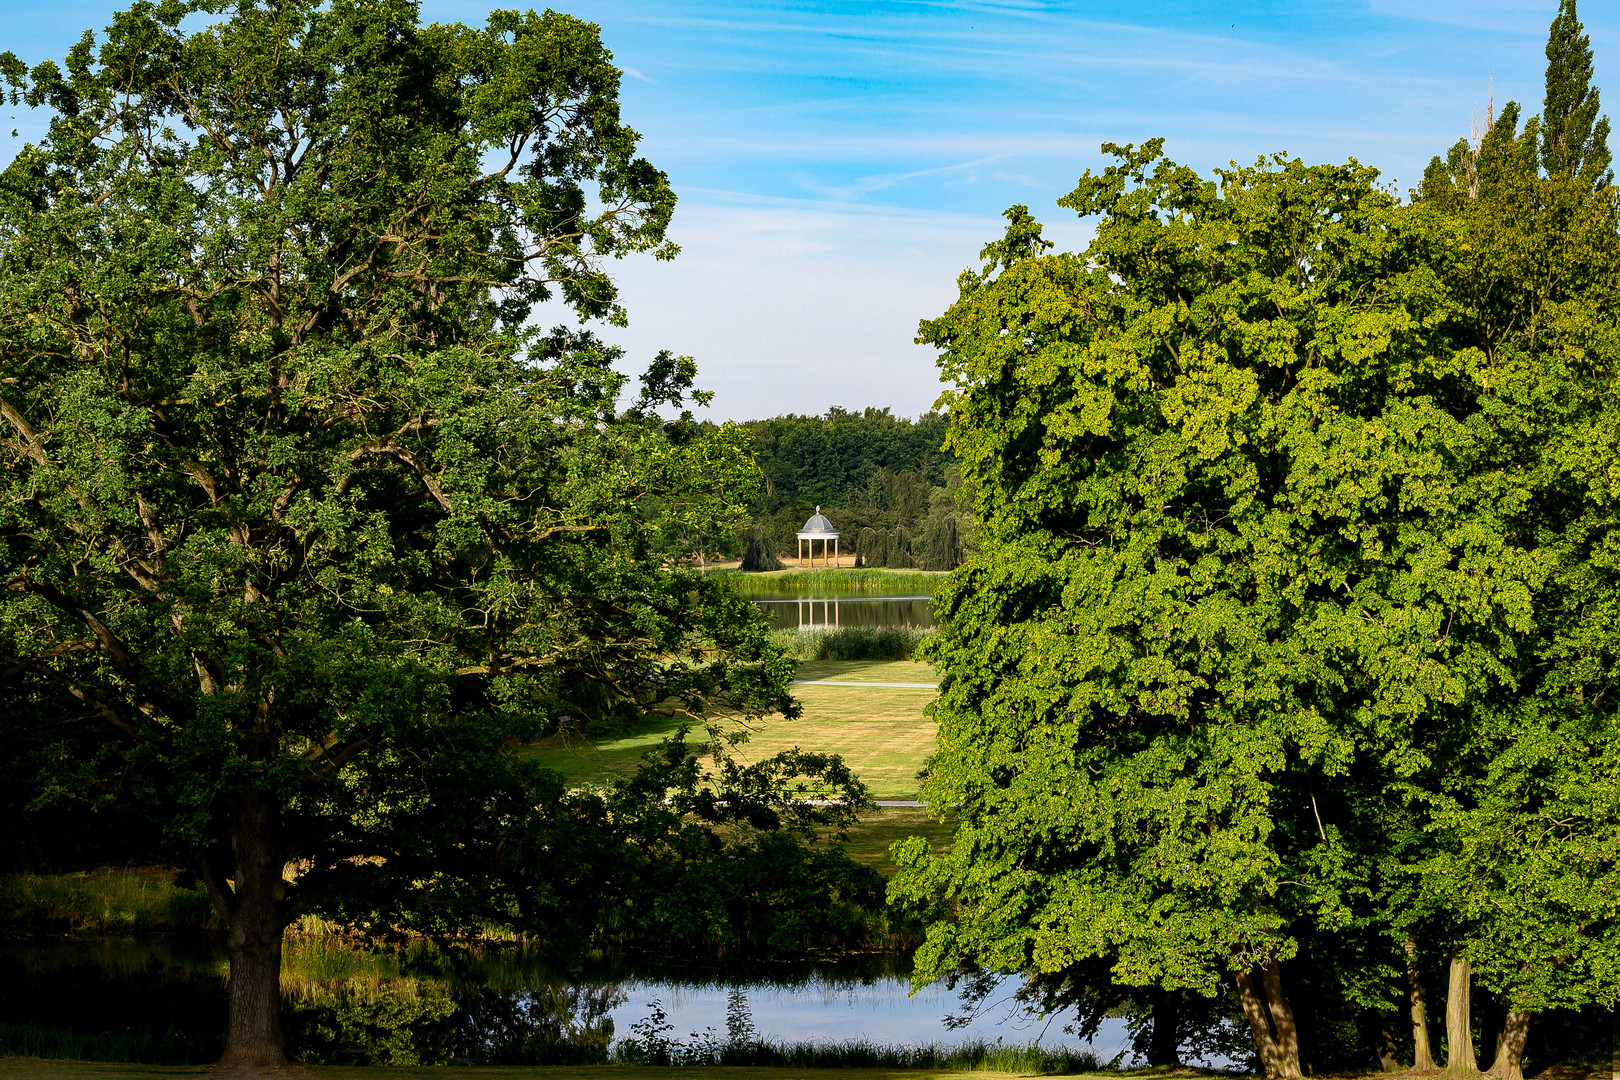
1540 0 1612 185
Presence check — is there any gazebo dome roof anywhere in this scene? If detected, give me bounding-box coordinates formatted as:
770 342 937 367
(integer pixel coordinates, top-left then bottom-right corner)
797 506 838 537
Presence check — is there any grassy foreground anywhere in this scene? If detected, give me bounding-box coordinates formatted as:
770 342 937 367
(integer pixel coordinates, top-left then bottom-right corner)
840 806 952 874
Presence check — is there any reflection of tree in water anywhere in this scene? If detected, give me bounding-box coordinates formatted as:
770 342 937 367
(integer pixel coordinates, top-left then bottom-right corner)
1 937 913 1066
0 937 628 1066
0 942 227 1064
456 983 626 1065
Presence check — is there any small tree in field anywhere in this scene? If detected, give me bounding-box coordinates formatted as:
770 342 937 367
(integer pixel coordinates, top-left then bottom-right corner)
0 0 832 1066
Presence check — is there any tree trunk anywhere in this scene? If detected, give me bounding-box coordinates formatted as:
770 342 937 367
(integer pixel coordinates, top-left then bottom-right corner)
1439 954 1480 1080
1407 936 1437 1071
1483 1011 1529 1080
1146 990 1182 1066
1372 1014 1401 1072
1235 958 1303 1078
219 797 289 1069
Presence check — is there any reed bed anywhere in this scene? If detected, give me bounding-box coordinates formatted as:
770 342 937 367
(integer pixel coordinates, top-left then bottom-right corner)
611 1035 1113 1073
774 625 934 661
724 568 947 597
0 868 213 935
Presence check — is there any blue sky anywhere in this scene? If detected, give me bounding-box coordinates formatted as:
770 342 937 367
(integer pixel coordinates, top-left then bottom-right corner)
4 0 1615 419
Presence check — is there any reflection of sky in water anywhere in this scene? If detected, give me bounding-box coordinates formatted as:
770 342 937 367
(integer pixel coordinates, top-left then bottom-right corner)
607 975 1133 1061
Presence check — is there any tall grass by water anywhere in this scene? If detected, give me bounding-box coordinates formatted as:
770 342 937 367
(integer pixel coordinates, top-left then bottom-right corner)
612 1033 1113 1073
774 625 933 661
0 868 213 935
724 568 946 597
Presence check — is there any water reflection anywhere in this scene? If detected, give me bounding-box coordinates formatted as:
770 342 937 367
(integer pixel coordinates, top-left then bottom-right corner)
0 937 1132 1066
754 596 935 630
609 976 1132 1057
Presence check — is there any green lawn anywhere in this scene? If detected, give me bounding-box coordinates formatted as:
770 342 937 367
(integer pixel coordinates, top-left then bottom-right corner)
520 659 946 866
794 660 937 684
523 661 938 801
839 806 955 875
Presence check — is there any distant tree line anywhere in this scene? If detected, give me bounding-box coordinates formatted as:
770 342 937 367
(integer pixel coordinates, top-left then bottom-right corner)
730 408 976 571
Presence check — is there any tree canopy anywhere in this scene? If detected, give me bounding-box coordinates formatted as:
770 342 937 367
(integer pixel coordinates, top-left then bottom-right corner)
0 0 866 1067
895 7 1620 1066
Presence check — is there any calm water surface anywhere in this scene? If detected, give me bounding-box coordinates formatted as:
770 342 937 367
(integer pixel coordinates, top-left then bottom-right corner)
2 938 1136 1063
753 594 935 630
607 973 1128 1053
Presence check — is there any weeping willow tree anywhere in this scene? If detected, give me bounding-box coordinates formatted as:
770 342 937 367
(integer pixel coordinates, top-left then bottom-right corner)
857 526 914 569
921 512 965 571
739 524 784 572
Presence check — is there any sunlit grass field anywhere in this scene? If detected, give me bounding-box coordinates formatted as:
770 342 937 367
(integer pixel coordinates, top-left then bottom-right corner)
794 660 938 683
840 806 954 876
521 661 938 802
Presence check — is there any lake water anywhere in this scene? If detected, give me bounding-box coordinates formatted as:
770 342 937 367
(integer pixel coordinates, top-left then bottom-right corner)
1 938 1138 1066
607 973 1129 1054
753 594 935 630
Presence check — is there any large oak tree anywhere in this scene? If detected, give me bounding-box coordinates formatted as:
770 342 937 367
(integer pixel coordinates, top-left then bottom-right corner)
0 0 833 1066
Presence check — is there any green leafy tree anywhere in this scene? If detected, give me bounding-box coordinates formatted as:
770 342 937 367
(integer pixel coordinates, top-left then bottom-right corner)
0 0 838 1066
892 142 1560 1076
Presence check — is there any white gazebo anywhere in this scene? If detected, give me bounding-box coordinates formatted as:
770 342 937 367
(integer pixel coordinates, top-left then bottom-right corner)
796 506 840 568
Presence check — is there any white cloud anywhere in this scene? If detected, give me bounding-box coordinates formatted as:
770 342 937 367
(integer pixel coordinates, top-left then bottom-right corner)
564 194 1093 421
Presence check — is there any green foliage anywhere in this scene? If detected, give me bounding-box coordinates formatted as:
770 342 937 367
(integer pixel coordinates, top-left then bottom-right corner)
734 409 975 571
738 524 785 572
284 980 460 1066
897 125 1620 1070
1405 18 1620 1030
746 408 953 515
0 0 871 1062
904 142 1491 990
772 626 934 662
